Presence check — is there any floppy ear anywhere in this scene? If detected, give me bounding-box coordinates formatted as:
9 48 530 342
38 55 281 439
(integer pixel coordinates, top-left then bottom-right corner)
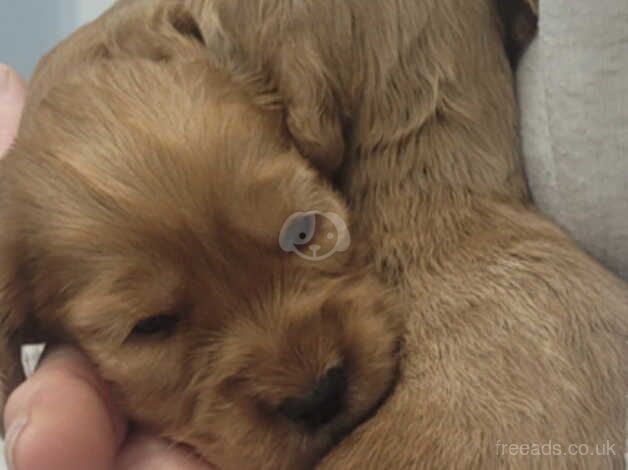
272 43 346 175
495 0 539 67
177 3 347 174
213 27 347 176
0 246 28 433
0 198 35 433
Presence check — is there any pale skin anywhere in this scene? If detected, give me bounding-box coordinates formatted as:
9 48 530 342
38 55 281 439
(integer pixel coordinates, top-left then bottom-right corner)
0 64 214 470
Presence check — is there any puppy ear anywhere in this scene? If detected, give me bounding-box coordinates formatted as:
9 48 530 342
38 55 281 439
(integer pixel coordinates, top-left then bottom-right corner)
273 45 346 175
0 221 31 432
195 3 347 175
495 0 539 67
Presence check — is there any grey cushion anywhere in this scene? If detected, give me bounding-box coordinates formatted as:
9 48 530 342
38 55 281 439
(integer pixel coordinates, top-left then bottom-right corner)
517 0 628 280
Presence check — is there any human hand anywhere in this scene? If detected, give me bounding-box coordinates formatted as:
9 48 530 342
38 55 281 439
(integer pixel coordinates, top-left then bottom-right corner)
1 64 214 470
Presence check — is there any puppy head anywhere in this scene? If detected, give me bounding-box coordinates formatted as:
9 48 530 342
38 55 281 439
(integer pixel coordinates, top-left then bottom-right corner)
0 59 400 468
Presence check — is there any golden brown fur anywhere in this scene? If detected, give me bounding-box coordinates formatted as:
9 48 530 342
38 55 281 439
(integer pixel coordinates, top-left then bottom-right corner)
184 0 625 468
1 0 627 469
0 7 401 469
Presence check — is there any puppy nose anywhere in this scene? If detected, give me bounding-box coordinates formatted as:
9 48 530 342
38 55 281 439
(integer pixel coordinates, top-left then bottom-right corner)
278 367 347 432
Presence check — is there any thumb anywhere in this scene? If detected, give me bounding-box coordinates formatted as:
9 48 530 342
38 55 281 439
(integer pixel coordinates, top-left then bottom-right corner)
0 64 27 157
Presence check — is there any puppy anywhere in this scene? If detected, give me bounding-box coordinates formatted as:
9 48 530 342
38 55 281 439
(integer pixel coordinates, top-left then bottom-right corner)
3 1 626 469
158 0 624 468
0 8 400 470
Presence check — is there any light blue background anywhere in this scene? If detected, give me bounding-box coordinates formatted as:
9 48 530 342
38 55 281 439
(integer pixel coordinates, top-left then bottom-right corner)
0 0 113 78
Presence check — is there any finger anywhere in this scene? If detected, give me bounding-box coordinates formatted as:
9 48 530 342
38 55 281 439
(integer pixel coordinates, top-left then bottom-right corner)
115 433 216 470
0 64 27 156
3 346 128 470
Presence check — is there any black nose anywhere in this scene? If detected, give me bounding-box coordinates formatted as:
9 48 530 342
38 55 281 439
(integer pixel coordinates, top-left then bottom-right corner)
278 367 347 432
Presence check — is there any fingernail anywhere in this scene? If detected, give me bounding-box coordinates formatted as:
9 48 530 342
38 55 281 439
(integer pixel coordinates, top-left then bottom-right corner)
4 415 28 470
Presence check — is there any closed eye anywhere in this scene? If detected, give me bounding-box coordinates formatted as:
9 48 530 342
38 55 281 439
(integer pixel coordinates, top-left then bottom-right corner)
129 312 181 340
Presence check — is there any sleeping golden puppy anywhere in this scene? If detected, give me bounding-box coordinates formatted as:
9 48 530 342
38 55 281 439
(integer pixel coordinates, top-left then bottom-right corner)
0 9 401 470
173 0 624 469
1 0 627 469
